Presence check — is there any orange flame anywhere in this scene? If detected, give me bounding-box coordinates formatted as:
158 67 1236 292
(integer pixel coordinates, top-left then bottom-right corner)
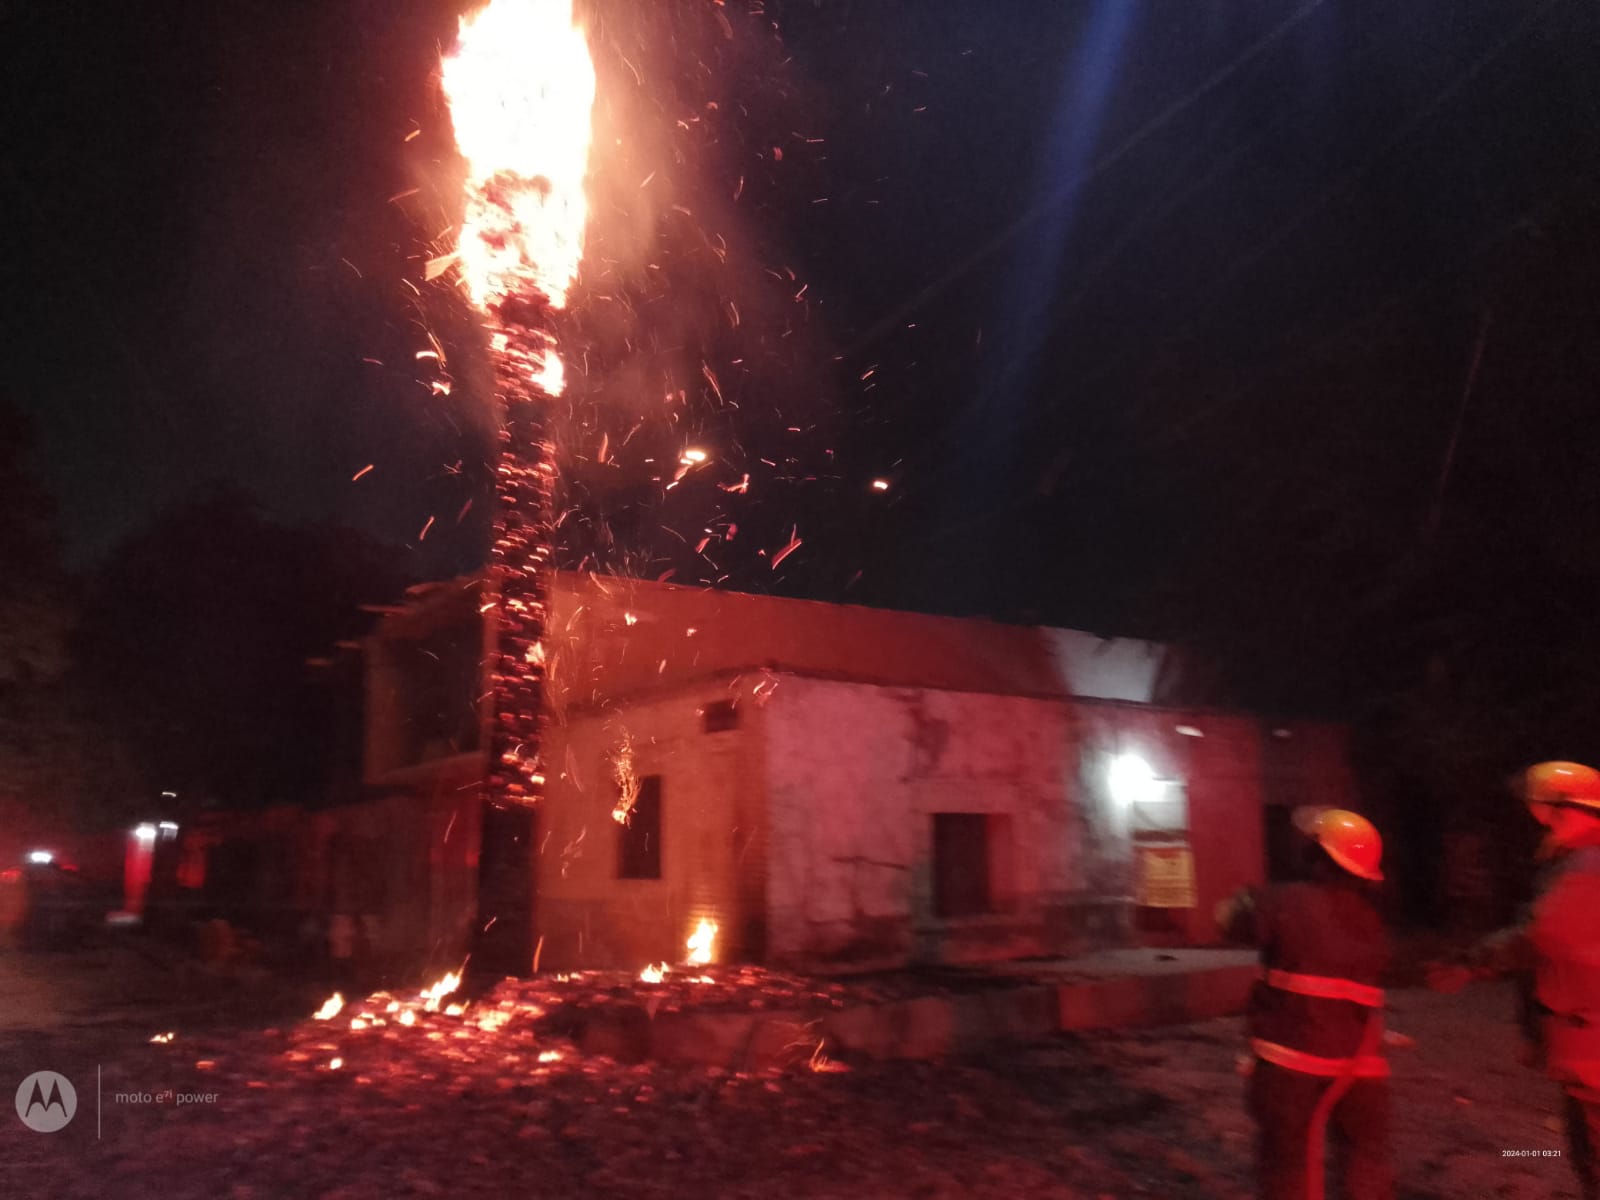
420 969 462 1013
686 919 718 966
440 0 596 312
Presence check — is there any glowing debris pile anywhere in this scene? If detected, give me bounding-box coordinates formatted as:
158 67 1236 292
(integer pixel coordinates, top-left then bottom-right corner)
142 966 867 1096
133 960 1156 1153
164 965 944 1087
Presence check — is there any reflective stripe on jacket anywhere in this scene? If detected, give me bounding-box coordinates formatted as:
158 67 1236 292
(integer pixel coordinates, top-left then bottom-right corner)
1246 881 1389 1064
1251 1036 1390 1078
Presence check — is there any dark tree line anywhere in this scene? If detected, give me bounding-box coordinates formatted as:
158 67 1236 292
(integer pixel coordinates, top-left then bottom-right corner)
0 428 405 830
1114 200 1600 922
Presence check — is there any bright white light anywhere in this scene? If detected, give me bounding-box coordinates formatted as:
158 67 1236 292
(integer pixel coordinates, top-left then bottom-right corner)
680 448 708 465
870 479 891 492
134 824 157 841
158 821 178 831
26 850 53 865
1107 754 1163 808
1174 725 1204 738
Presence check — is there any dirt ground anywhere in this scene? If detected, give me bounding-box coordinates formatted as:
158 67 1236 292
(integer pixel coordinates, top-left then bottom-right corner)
0 949 1581 1200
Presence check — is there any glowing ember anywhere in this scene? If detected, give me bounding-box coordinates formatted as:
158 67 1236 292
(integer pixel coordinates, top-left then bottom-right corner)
770 529 803 570
149 1032 175 1045
538 1049 563 1063
639 962 669 984
313 993 345 1021
809 1043 850 1074
440 0 596 310
609 729 640 824
686 920 718 966
871 478 891 492
399 1010 417 1028
681 448 708 465
420 971 462 1012
328 1057 344 1071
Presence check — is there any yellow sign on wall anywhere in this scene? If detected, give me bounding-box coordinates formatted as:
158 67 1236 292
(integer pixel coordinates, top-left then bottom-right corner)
1136 845 1197 909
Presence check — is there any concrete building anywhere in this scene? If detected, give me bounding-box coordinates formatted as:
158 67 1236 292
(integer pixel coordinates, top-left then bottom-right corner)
356 572 1361 974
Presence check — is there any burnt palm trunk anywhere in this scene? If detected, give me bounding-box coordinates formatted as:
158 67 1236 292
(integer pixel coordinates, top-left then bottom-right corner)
473 299 559 982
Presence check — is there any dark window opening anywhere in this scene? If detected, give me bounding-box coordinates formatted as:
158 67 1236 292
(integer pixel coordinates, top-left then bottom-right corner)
618 775 663 880
702 700 739 733
395 625 483 769
1264 805 1298 882
932 813 1014 918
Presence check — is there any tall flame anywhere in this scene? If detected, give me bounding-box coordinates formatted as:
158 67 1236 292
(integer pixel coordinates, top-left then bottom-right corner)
440 0 597 313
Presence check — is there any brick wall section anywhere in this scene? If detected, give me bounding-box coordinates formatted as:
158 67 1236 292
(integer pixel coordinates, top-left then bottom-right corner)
535 675 767 970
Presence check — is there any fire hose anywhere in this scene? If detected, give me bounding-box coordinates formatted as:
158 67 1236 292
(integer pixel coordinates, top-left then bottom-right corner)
1301 1010 1384 1200
1250 969 1389 1200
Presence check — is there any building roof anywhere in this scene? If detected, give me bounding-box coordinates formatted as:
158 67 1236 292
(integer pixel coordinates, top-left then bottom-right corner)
383 572 1188 707
554 571 1182 705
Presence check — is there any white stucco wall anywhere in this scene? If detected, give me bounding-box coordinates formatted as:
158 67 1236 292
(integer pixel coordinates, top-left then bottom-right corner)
762 675 1092 966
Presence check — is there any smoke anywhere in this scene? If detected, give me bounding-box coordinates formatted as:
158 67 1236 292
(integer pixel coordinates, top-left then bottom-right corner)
554 0 840 590
398 0 841 591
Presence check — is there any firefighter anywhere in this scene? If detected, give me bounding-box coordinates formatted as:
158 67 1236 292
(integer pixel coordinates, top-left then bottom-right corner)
1427 760 1600 1199
1220 808 1392 1200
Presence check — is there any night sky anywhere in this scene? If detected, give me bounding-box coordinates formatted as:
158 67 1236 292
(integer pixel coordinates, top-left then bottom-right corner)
10 1 1600 687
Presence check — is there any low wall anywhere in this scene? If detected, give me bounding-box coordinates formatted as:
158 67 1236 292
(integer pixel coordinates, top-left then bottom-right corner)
574 959 1258 1069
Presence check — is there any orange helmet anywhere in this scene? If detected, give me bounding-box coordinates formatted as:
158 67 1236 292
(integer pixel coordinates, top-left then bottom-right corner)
1306 809 1384 882
1521 761 1600 814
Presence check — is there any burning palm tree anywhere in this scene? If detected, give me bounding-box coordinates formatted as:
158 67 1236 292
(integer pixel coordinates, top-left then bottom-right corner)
440 0 597 975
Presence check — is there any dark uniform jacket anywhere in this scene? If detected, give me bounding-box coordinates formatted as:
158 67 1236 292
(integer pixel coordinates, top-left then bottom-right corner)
1240 881 1390 1061
1475 845 1600 1082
